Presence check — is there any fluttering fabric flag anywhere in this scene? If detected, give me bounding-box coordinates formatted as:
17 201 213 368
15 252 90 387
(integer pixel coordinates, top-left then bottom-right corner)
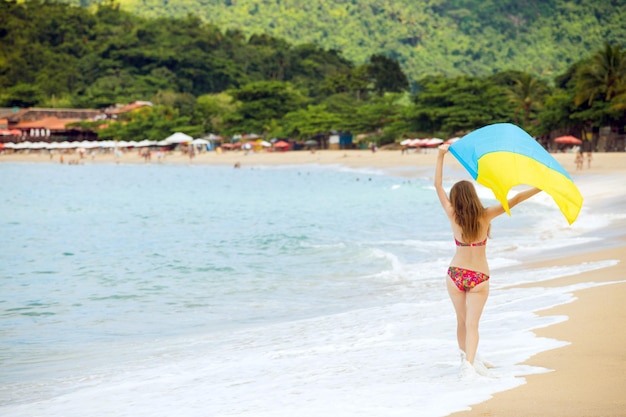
448 123 583 225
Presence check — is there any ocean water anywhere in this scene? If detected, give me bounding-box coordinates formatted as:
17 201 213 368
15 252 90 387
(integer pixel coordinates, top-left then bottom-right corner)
0 161 619 416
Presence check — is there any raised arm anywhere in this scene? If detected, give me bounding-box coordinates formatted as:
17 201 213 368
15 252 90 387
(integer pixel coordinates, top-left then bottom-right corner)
435 144 454 218
485 187 542 219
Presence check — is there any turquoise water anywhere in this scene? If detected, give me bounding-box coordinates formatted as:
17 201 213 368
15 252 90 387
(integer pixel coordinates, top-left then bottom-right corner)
1 164 442 373
0 162 613 416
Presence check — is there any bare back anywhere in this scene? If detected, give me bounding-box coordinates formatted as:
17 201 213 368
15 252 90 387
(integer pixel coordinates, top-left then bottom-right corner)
448 214 491 275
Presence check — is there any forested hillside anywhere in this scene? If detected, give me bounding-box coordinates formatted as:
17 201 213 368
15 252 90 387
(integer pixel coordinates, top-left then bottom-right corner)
60 0 626 84
1 0 624 148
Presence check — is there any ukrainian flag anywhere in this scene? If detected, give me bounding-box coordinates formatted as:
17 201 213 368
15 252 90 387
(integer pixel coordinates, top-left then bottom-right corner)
449 123 583 225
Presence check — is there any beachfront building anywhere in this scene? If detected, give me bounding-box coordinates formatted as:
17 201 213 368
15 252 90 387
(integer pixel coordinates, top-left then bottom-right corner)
328 131 353 150
1 107 101 143
0 102 154 144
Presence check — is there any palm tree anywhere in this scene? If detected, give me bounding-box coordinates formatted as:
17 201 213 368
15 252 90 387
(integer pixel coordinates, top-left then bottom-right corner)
574 42 626 107
574 42 626 150
506 73 549 131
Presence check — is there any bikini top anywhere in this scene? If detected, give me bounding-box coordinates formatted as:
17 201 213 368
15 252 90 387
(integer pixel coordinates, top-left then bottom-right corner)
454 237 487 247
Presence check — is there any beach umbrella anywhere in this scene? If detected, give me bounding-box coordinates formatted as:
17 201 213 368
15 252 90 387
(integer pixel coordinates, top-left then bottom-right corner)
97 141 116 148
424 138 444 147
202 133 220 141
273 140 290 148
449 123 583 225
553 135 582 145
15 141 33 149
192 138 211 145
400 139 412 146
164 132 193 144
136 140 158 147
76 140 96 149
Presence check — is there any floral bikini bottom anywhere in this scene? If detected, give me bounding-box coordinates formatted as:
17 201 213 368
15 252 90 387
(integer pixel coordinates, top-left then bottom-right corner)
447 266 490 292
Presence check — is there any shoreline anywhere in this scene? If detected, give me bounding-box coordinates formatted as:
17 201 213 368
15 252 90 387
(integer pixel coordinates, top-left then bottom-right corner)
4 149 626 416
4 148 624 170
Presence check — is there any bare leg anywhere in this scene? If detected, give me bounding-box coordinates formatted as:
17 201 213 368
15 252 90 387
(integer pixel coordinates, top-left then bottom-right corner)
446 277 467 354
464 281 489 364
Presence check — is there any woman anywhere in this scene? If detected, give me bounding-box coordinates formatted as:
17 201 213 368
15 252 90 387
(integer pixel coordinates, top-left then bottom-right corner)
435 144 541 374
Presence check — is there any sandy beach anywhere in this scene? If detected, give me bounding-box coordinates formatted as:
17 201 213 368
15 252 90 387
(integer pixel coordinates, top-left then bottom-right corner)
3 148 625 416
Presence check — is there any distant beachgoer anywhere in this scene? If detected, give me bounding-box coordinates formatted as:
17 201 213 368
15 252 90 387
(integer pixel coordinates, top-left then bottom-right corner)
234 162 241 169
435 144 541 376
575 151 583 170
586 152 592 169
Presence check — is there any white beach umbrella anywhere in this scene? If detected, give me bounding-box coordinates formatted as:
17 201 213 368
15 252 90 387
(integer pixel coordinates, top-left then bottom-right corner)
136 140 157 147
191 138 210 145
164 132 193 144
82 140 101 149
15 141 33 149
100 141 116 148
424 138 444 147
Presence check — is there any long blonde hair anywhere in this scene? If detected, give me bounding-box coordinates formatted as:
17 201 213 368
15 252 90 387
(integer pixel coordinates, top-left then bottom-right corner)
449 180 487 242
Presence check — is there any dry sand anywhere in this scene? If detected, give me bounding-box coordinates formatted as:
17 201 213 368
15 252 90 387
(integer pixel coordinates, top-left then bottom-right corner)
3 148 626 416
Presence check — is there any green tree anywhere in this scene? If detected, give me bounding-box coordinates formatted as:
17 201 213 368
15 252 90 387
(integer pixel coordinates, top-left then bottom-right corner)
193 92 238 134
574 42 626 107
367 54 409 96
0 83 44 107
339 93 406 137
224 81 307 134
281 104 342 138
320 65 371 101
570 42 626 147
152 90 197 118
406 75 514 136
505 72 550 133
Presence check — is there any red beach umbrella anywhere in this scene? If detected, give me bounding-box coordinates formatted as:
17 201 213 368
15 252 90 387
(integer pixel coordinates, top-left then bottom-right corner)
273 140 290 148
553 135 582 145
